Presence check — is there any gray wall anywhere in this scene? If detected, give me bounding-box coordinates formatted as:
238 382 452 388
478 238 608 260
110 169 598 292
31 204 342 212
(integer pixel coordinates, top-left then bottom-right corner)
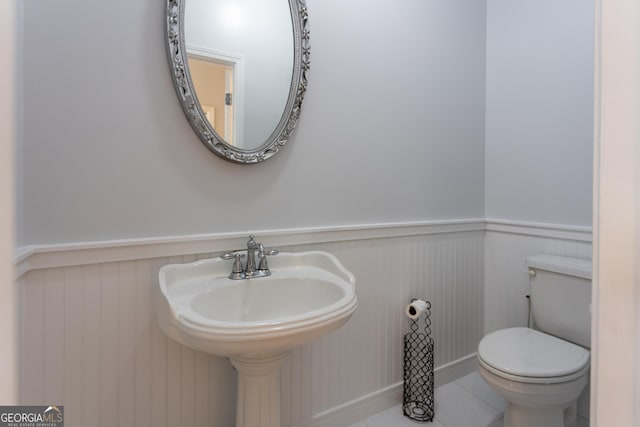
18 0 595 246
19 0 486 246
485 0 594 227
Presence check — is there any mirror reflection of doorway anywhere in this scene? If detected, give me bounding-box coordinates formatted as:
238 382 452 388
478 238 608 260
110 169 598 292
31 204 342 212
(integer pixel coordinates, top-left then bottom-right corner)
186 45 245 147
188 56 235 145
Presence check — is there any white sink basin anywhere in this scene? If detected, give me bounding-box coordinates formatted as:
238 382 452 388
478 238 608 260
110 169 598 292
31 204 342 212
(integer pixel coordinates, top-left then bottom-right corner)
156 250 357 357
156 250 357 427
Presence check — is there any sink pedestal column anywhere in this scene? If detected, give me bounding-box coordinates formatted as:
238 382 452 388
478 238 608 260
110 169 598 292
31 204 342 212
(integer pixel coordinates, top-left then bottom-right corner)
230 352 290 427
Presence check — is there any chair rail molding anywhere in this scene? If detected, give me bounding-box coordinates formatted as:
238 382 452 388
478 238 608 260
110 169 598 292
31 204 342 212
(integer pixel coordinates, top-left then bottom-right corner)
14 218 594 278
14 219 487 277
485 218 592 242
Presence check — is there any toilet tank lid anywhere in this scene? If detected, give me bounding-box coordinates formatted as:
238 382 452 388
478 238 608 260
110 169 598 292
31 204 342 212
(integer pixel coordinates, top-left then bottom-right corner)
526 255 592 280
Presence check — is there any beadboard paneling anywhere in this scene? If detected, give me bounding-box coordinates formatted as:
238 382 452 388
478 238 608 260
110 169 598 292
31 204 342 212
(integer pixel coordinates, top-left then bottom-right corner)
19 221 593 426
19 228 484 427
21 254 236 427
279 233 485 425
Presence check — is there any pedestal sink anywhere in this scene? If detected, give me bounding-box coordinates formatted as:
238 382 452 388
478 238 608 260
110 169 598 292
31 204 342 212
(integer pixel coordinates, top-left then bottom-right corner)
156 250 357 427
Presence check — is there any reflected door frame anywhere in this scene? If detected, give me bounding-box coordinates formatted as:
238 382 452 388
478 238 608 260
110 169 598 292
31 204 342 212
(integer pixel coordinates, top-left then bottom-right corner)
186 45 245 148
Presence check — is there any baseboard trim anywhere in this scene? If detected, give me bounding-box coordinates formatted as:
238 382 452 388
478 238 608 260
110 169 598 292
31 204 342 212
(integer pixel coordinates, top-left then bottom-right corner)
298 353 478 427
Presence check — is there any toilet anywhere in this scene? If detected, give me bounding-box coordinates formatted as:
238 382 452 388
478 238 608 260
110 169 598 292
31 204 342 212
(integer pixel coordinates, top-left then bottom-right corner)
477 255 592 427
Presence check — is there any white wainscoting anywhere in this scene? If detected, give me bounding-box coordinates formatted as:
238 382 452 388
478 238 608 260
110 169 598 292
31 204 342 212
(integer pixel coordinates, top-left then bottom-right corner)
484 219 593 422
17 219 593 426
18 221 486 427
484 219 593 334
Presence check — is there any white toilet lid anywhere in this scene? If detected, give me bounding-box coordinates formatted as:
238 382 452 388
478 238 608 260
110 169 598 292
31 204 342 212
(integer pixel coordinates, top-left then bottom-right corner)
478 327 590 378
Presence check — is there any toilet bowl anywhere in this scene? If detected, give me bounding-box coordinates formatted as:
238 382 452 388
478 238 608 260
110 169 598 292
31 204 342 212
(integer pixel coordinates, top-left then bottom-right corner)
477 255 592 427
477 327 589 427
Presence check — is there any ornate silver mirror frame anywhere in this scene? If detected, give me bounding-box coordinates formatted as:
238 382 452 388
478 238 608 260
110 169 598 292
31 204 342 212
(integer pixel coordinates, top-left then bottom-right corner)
166 0 310 164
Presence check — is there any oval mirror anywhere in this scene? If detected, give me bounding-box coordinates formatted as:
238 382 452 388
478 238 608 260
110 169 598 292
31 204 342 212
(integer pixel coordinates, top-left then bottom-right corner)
166 0 309 163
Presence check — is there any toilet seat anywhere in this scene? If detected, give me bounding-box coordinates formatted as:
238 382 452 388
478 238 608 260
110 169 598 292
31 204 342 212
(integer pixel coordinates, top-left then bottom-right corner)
478 327 590 384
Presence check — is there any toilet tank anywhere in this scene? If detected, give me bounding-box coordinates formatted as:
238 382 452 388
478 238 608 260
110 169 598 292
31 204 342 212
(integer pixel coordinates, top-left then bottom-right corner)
527 255 592 348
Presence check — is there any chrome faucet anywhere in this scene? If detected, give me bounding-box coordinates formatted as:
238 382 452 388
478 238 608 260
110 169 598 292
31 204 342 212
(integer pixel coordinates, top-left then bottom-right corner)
245 235 259 277
220 235 280 280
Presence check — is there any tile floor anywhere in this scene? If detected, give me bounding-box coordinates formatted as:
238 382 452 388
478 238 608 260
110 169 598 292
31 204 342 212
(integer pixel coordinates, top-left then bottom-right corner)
349 372 589 427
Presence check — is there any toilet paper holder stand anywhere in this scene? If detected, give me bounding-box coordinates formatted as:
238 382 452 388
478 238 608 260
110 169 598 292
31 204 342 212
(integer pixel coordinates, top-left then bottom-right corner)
403 298 435 423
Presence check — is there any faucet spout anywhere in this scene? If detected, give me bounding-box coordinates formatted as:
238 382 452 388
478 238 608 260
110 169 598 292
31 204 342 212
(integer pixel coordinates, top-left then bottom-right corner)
245 235 259 277
221 235 279 280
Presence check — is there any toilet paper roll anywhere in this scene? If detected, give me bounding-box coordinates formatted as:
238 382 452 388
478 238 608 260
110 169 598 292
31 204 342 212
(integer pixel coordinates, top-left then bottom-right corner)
406 299 428 320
